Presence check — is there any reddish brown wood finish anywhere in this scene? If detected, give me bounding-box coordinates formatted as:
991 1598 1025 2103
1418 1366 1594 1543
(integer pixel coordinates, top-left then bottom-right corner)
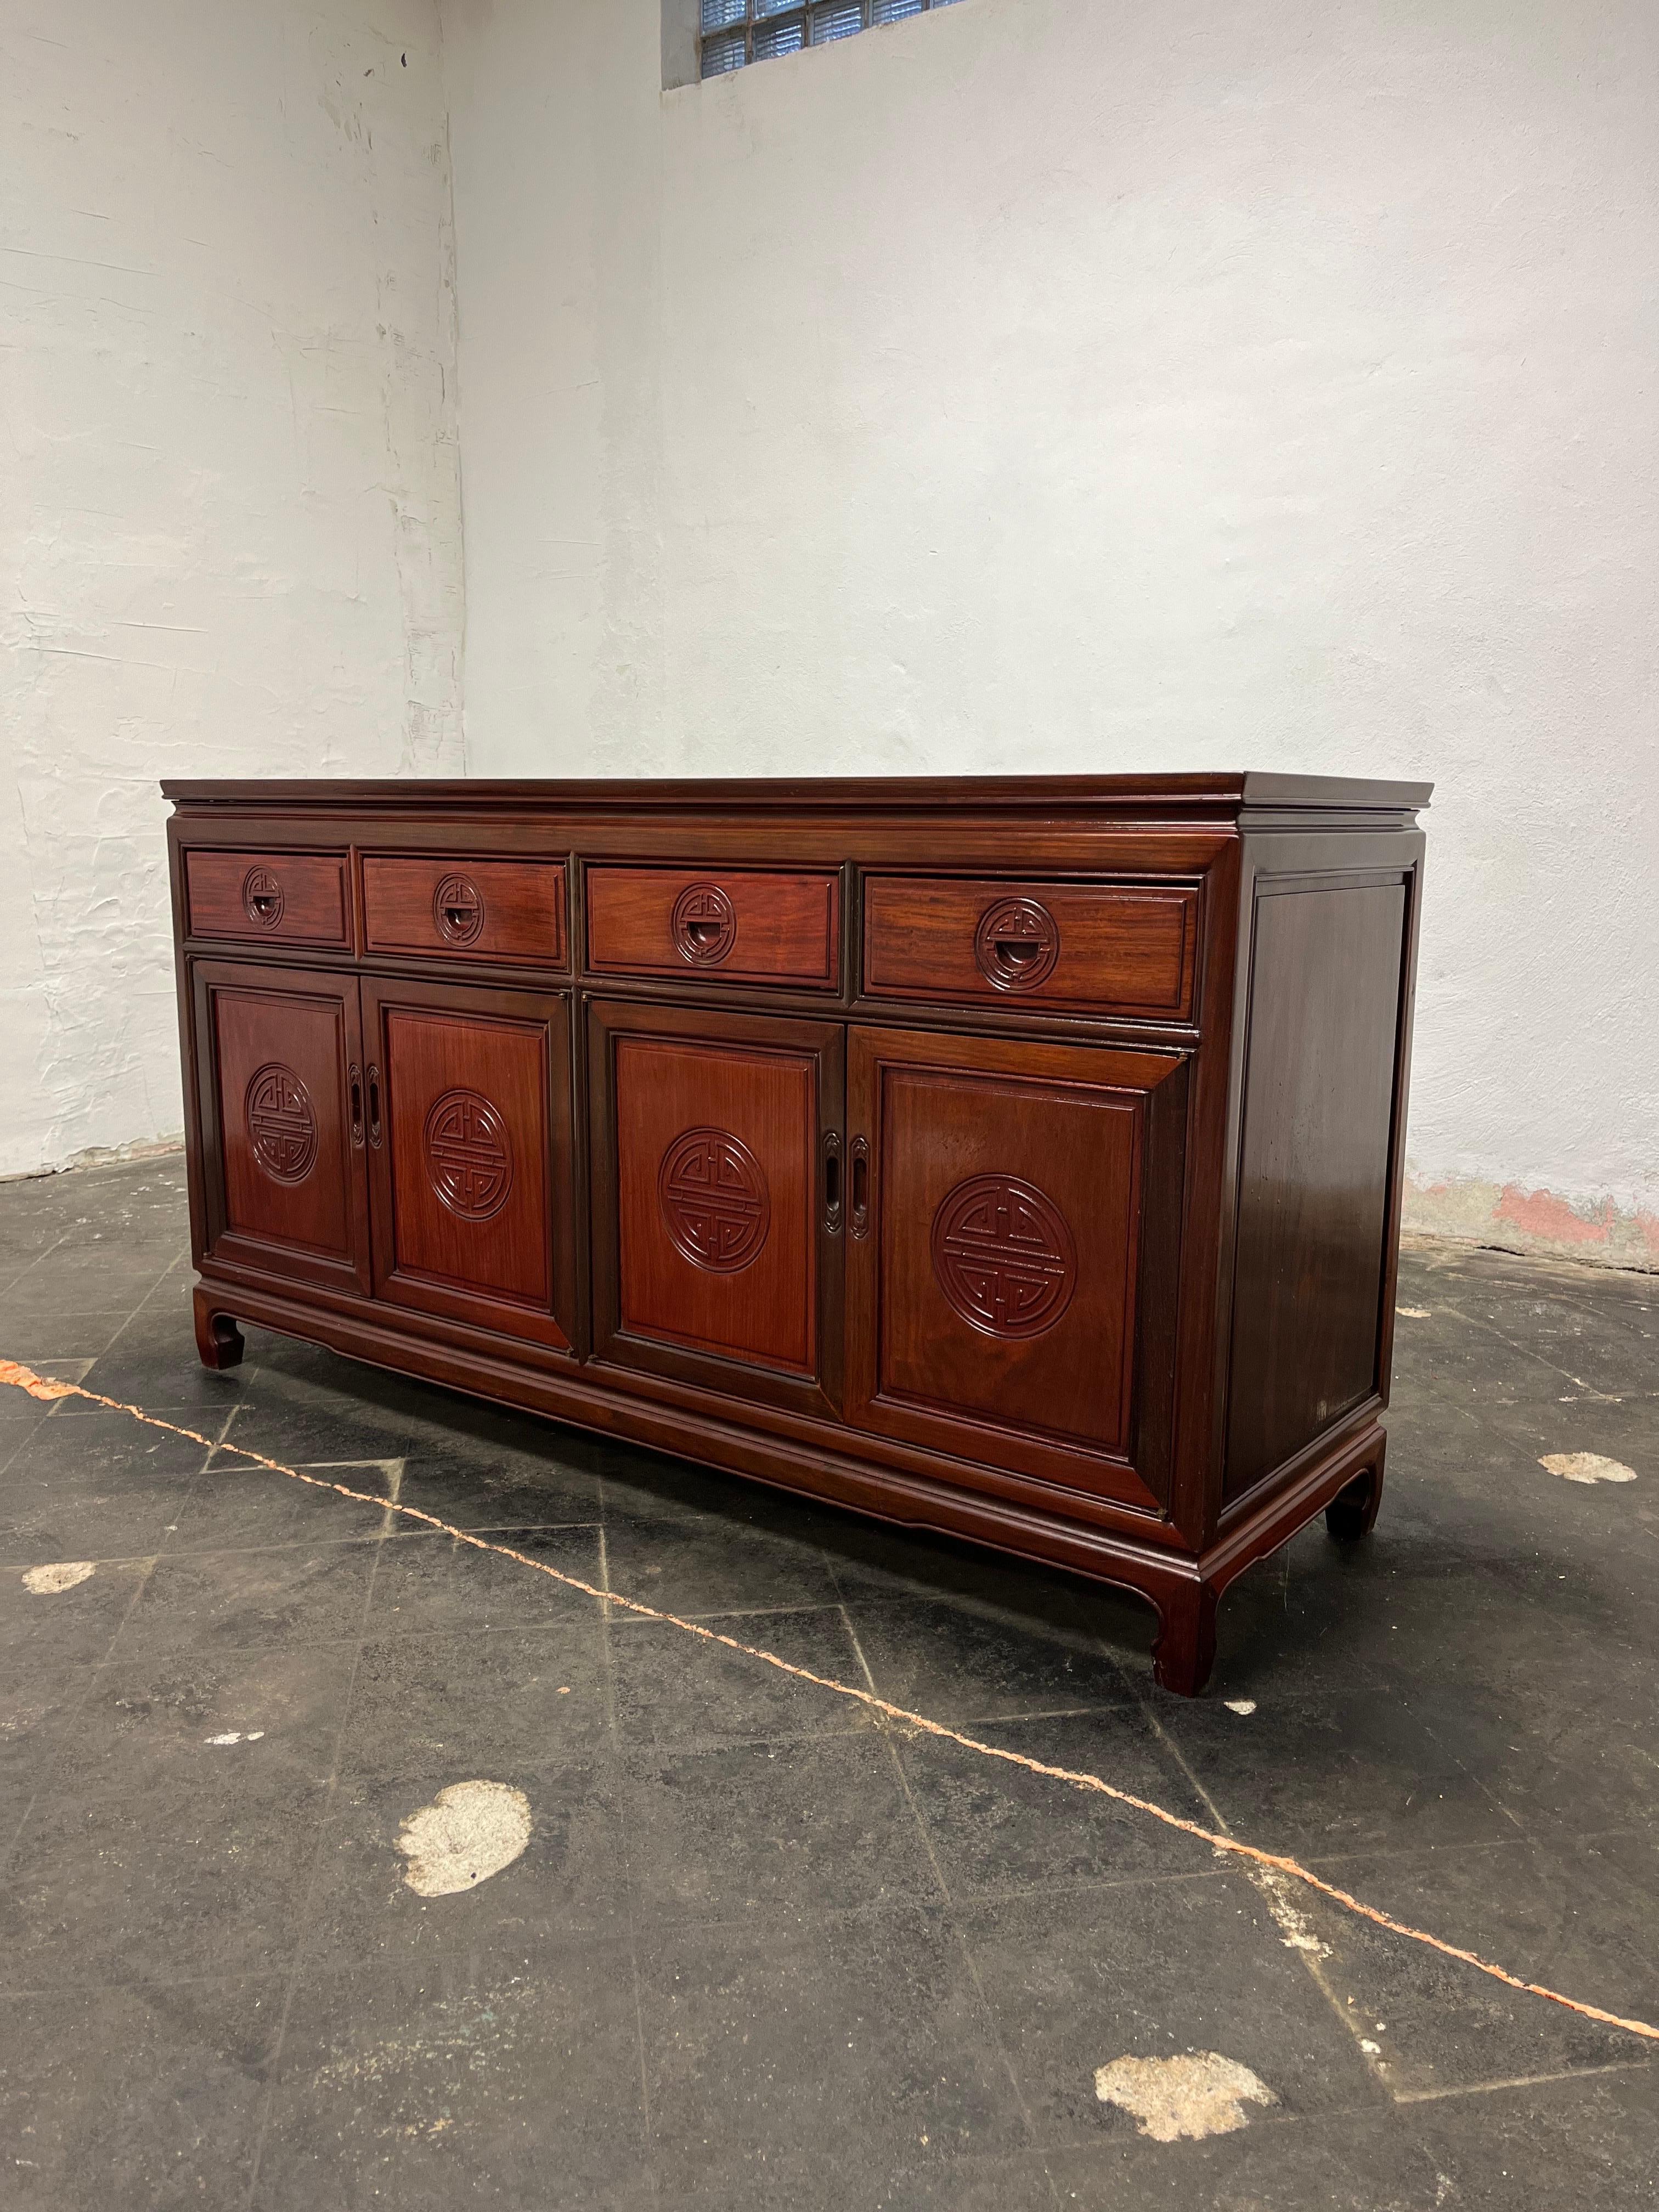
845 1025 1183 1510
191 960 370 1295
1224 878 1409 1500
362 978 575 1353
167 774 1429 1696
361 855 567 967
862 877 1197 1019
185 849 348 948
586 866 840 987
588 999 843 1413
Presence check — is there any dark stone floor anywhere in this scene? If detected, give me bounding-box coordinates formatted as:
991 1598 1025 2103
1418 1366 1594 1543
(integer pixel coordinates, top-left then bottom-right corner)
1 1156 1655 2210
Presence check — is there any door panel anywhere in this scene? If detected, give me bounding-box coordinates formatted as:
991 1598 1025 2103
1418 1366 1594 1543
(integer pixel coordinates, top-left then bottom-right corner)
362 978 575 1353
846 1026 1188 1510
193 960 370 1293
589 1000 843 1411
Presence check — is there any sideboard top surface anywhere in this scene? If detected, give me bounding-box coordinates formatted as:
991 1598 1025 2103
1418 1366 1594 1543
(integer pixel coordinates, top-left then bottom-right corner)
163 771 1431 821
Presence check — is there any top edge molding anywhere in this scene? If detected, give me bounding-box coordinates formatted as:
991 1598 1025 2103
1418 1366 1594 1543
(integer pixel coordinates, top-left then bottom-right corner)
162 772 1431 819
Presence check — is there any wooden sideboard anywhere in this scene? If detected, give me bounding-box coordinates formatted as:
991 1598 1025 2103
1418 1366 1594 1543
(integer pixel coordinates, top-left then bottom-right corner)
165 773 1429 1694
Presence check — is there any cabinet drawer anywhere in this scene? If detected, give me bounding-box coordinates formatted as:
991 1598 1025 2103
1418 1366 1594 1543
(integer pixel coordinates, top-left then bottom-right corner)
585 867 840 989
862 877 1197 1019
185 850 349 948
362 856 566 966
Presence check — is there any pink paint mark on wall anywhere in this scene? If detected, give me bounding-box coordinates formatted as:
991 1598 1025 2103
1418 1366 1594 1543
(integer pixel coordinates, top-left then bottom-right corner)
1494 1186 1613 1247
1638 1212 1659 1263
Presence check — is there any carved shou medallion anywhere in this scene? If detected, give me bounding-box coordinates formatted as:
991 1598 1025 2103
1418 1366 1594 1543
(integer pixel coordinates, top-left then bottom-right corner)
433 873 484 946
245 1063 317 1183
671 881 737 966
932 1172 1077 1339
659 1125 771 1271
241 865 285 930
974 895 1059 991
425 1088 514 1220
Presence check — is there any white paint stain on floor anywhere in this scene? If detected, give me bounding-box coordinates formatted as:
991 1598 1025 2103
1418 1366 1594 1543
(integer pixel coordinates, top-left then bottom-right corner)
1223 1699 1257 1716
1539 1452 1637 1485
1094 2051 1277 2141
398 1781 532 1897
204 1731 265 1746
1396 1306 1432 1319
22 1561 95 1594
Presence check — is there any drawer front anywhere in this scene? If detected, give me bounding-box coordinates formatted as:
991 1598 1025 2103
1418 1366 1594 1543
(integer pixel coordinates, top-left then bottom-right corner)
586 868 840 989
362 856 566 966
862 877 1197 1019
185 850 349 949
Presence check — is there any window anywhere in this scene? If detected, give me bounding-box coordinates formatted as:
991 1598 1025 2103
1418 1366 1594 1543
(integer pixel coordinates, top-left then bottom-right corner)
697 0 967 81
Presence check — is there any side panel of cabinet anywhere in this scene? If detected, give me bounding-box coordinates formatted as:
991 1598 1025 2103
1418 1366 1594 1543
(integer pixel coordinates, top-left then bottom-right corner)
588 999 844 1415
191 960 370 1294
360 978 576 1354
1223 875 1410 1499
845 1026 1188 1513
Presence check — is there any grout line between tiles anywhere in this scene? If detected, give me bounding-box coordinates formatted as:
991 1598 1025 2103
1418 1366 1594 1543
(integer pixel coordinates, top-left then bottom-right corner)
239 1487 392 2210
1138 1697 1402 2102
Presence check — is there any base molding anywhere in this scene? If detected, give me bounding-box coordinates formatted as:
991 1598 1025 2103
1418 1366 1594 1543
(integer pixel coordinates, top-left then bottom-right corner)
193 1278 1385 1696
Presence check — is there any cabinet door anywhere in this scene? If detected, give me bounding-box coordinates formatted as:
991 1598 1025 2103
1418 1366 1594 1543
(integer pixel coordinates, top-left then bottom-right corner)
360 978 576 1353
845 1026 1188 1511
588 1000 844 1413
192 960 370 1295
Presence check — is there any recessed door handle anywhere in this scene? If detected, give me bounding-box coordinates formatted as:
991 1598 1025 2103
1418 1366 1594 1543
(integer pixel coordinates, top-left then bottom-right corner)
349 1063 365 1150
366 1065 382 1149
849 1136 870 1240
822 1130 843 1235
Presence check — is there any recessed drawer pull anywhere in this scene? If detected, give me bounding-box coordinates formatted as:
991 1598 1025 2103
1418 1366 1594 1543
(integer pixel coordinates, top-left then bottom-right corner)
433 873 485 946
975 897 1059 991
244 873 284 927
672 883 737 965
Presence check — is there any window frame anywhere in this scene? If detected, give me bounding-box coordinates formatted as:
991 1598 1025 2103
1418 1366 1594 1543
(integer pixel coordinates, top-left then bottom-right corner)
664 0 966 89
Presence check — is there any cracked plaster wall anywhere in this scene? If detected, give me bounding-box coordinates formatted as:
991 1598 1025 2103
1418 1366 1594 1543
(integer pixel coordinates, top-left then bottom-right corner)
2 0 462 1177
442 0 1659 1261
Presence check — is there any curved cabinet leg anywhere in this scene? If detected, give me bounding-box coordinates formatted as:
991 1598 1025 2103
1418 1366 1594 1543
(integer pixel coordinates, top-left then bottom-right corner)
1325 1430 1387 1542
1151 1579 1219 1697
193 1286 245 1372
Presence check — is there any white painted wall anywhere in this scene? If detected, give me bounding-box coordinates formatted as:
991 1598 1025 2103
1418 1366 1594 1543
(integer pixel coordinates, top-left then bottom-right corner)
443 0 1659 1260
1 0 464 1178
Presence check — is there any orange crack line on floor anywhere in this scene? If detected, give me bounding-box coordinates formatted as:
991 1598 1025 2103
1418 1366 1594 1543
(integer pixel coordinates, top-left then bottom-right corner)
4 1353 1655 2050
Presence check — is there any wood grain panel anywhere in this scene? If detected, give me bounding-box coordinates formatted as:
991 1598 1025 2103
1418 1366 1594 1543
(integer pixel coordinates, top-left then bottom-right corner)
845 1026 1186 1510
362 979 574 1352
862 877 1195 1017
362 856 566 966
196 962 369 1294
612 1033 818 1376
185 850 348 947
586 867 839 986
1223 879 1407 1498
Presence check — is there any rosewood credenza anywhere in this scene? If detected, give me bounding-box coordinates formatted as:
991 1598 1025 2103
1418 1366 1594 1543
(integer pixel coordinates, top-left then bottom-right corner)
165 774 1428 1693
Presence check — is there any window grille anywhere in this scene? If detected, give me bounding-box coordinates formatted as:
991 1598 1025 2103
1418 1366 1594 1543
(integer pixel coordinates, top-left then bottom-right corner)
699 0 965 79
